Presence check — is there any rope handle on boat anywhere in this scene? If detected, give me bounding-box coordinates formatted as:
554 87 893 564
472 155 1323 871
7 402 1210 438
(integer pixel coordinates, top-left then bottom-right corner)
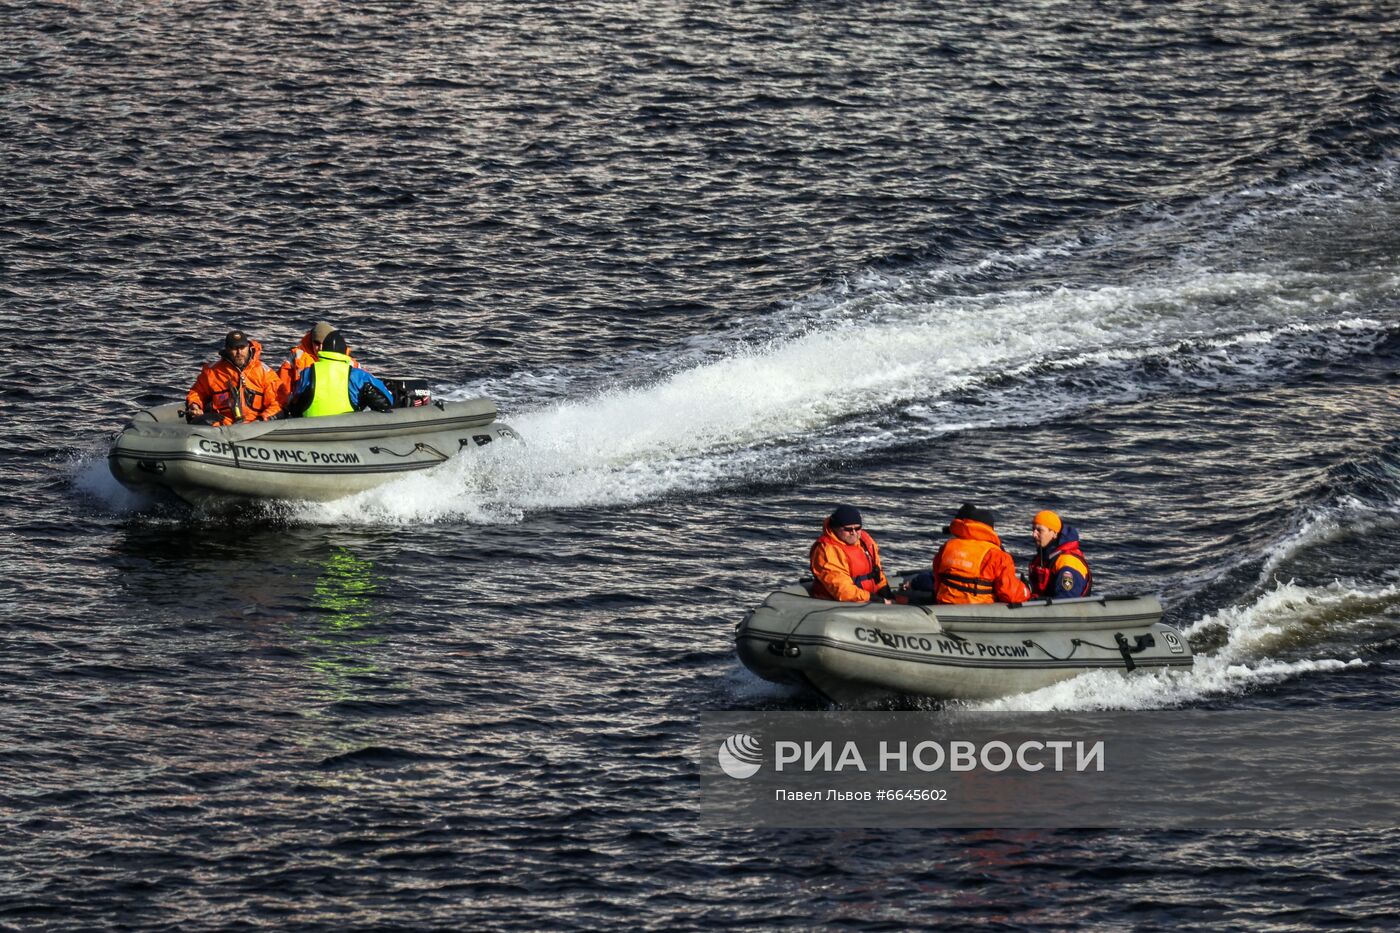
1061 632 1158 672
1021 638 1083 662
767 639 801 659
368 442 452 461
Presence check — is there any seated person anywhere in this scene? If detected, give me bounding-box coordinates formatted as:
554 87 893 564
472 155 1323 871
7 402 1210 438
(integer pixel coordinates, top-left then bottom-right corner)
907 503 1030 605
810 505 895 604
287 331 394 417
185 330 283 425
1027 510 1092 598
278 320 359 405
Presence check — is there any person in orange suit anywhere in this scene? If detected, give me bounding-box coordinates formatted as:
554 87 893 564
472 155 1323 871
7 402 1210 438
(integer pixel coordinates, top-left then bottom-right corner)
809 505 895 603
185 330 284 426
278 321 359 404
929 503 1031 604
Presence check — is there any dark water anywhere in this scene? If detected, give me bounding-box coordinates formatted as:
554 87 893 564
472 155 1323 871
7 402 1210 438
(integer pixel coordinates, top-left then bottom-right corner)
5 1 1400 928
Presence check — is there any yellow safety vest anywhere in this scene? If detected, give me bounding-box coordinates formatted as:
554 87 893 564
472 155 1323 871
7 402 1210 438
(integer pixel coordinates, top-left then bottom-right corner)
303 350 355 417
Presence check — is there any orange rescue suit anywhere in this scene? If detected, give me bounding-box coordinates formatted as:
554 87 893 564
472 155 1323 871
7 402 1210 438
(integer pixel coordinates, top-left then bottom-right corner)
810 519 890 602
185 340 283 426
932 517 1031 605
278 332 359 404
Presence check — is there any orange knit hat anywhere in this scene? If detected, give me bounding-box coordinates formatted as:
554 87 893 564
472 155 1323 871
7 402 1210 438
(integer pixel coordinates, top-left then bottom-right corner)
1033 510 1062 533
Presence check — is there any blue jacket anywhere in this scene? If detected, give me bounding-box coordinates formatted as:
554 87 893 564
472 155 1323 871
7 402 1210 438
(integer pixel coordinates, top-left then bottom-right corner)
291 360 395 414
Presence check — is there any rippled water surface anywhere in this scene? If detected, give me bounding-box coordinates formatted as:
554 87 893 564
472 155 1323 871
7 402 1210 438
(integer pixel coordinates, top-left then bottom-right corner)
4 1 1400 928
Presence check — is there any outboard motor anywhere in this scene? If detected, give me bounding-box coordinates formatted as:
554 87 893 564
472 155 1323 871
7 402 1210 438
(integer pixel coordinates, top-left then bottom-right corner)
382 378 431 408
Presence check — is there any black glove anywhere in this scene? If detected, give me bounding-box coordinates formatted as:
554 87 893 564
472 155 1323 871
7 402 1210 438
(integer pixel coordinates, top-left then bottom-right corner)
362 385 394 413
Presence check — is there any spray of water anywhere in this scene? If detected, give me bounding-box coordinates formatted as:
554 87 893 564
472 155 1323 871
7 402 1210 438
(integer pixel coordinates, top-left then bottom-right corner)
301 287 1386 525
970 580 1397 711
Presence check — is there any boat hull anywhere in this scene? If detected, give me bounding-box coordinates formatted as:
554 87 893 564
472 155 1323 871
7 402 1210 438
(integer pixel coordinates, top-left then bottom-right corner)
736 586 1193 705
108 400 518 506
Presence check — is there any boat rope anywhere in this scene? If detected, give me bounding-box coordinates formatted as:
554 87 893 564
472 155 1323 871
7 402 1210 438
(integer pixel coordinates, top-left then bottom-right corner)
937 623 969 643
1073 632 1158 672
368 443 451 461
775 607 817 658
1021 638 1083 662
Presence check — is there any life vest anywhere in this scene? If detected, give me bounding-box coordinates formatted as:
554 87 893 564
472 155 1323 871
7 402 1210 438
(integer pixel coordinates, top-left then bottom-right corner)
288 346 314 377
1029 539 1092 598
303 350 355 417
209 374 243 422
809 530 884 599
202 359 273 422
285 342 358 380
279 338 359 405
934 537 1000 604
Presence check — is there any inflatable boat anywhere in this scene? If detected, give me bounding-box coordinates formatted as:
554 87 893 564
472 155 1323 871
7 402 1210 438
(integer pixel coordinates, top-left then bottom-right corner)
736 581 1193 706
108 396 519 507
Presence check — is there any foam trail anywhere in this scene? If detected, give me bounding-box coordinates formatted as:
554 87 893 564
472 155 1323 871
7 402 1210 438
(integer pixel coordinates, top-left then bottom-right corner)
304 269 1390 525
973 581 1396 711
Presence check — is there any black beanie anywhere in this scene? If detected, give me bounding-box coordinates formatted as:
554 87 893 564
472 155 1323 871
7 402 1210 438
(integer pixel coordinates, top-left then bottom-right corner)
944 502 996 532
321 330 348 354
829 505 863 528
224 329 250 350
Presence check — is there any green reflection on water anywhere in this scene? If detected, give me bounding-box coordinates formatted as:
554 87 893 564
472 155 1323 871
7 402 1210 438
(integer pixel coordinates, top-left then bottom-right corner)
301 545 386 703
313 546 381 632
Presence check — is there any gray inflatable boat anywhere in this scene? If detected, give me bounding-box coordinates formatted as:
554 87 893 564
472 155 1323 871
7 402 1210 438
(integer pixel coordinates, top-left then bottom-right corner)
737 582 1193 706
109 398 519 507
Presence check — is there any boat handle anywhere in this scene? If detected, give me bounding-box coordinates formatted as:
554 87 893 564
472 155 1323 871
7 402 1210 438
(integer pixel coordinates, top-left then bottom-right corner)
768 641 800 658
